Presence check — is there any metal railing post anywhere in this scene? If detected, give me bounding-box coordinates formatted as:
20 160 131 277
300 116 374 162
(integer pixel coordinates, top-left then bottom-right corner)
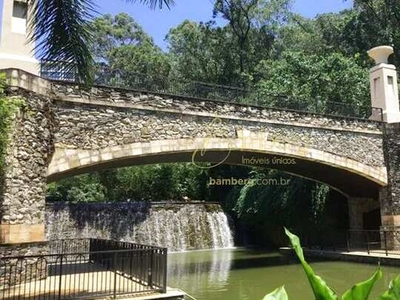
163 249 167 293
384 231 388 256
366 231 370 254
346 231 350 252
58 255 63 299
148 250 153 288
113 252 118 299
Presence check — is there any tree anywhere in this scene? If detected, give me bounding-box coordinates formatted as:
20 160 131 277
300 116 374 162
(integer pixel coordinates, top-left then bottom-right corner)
29 0 175 82
350 0 400 66
252 51 370 116
108 42 170 76
165 1 293 89
213 0 259 74
166 20 239 84
47 174 106 203
90 13 152 63
222 168 335 246
47 163 209 203
212 0 292 80
90 13 170 78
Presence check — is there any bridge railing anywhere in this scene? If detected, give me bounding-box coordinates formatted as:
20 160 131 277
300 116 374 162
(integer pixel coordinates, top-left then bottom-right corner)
40 61 382 121
0 238 167 299
304 229 400 256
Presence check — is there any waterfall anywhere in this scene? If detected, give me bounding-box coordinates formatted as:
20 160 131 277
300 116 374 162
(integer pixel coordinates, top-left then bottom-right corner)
207 212 234 249
46 202 234 252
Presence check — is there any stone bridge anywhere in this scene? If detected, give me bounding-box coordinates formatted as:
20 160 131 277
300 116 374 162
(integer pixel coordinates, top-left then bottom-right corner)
0 68 400 252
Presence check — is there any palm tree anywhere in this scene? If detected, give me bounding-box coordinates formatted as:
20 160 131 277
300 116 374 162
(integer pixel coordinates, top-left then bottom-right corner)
29 0 174 83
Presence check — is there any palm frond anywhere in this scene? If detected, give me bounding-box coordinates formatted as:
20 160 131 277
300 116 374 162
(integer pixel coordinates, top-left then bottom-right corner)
28 0 96 83
126 0 175 10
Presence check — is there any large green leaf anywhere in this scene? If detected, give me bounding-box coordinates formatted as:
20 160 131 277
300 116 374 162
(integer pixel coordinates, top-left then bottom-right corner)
378 275 400 300
284 227 339 300
29 0 95 83
342 268 382 300
263 286 288 300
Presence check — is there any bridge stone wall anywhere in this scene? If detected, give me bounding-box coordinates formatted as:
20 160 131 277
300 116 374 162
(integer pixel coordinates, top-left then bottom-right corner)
52 99 384 167
381 123 400 235
0 89 56 244
48 82 387 189
53 83 385 163
0 69 389 247
53 82 383 132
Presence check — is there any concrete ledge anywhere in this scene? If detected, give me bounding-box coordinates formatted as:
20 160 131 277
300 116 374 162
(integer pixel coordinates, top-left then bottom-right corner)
280 247 400 267
0 224 45 244
2 68 51 95
382 215 400 226
126 288 186 299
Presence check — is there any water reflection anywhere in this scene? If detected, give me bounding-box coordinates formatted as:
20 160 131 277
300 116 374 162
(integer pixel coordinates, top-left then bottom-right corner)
168 249 232 285
167 248 400 300
208 249 232 289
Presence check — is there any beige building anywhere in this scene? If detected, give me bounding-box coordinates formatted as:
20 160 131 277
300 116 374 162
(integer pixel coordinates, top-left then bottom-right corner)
0 0 38 74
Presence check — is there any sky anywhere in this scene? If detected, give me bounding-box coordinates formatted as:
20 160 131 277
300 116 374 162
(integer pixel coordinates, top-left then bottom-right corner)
95 0 354 50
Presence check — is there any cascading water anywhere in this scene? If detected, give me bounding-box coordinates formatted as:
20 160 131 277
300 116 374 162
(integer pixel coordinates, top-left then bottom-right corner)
46 202 234 251
207 212 234 249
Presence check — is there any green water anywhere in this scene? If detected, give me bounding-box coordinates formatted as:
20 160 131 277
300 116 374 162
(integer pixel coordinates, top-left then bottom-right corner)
167 248 400 300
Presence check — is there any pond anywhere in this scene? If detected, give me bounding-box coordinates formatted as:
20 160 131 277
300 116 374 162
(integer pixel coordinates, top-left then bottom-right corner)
167 248 400 300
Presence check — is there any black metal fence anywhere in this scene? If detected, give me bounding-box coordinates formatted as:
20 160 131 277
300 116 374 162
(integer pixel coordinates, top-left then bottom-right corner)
0 239 167 299
305 229 400 256
40 62 381 120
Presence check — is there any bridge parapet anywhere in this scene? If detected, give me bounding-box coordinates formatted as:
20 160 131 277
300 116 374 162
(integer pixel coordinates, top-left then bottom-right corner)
4 68 383 133
51 81 383 134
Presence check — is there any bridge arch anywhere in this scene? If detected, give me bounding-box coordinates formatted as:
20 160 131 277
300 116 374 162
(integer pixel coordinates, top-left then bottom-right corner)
48 134 387 198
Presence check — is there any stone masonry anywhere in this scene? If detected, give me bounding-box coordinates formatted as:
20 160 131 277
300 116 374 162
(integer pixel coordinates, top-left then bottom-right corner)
0 87 56 245
0 68 392 248
380 123 400 246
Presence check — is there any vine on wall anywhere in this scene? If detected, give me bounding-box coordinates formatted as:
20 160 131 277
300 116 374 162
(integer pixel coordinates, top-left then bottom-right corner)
0 74 24 172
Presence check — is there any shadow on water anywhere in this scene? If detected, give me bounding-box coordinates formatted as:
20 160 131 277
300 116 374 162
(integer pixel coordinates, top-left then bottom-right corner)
169 248 341 277
169 250 292 276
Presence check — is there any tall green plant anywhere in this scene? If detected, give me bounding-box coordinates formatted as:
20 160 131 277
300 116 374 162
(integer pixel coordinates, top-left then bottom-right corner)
263 228 400 300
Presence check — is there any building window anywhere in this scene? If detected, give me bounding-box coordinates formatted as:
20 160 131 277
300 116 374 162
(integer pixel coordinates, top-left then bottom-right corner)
13 1 28 19
12 1 28 34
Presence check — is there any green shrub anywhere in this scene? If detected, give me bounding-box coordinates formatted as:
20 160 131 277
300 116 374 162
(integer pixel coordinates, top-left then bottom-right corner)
263 228 400 300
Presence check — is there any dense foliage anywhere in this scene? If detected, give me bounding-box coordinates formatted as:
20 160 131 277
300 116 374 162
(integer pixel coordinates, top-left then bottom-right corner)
47 163 209 203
